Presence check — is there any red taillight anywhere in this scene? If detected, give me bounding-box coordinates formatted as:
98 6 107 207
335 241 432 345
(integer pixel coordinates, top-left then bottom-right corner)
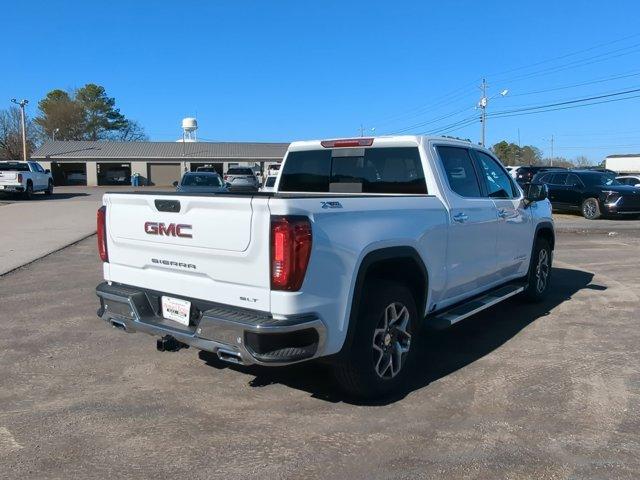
270 216 312 291
223 175 228 180
17 173 23 183
97 206 108 262
321 138 374 148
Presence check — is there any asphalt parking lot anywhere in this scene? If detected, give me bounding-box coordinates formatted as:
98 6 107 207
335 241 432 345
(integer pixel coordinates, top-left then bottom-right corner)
1 191 640 479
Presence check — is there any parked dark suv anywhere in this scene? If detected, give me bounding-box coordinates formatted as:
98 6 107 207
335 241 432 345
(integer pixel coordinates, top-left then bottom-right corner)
533 169 640 219
513 166 566 184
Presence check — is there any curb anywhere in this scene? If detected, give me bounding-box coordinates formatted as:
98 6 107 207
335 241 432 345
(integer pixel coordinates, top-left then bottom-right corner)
0 231 97 277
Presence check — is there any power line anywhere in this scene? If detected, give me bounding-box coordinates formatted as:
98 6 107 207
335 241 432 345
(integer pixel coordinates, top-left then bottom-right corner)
493 41 640 84
489 87 640 117
489 93 640 120
555 144 640 149
508 70 640 97
486 32 640 79
372 83 477 128
389 105 475 134
368 33 640 134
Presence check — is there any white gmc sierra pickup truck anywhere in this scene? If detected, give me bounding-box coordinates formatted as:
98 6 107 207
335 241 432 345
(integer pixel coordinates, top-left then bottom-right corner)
0 161 54 198
95 136 554 397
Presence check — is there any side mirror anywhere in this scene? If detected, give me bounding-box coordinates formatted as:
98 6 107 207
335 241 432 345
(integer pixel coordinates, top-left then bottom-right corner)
225 182 232 188
172 181 179 187
523 182 548 206
45 169 51 174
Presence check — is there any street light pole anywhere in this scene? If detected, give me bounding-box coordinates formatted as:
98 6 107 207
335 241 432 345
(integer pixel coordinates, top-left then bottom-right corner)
11 98 29 160
53 128 59 141
477 79 508 147
478 79 488 147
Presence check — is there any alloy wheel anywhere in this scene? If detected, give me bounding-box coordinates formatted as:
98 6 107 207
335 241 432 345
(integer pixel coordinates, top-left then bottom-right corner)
583 199 597 219
536 248 550 293
372 302 412 380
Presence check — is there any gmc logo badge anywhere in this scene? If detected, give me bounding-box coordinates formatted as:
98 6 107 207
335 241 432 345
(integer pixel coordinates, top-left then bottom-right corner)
144 222 193 238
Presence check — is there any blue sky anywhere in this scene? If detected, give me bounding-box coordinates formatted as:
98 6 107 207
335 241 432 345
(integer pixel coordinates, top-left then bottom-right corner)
4 0 640 162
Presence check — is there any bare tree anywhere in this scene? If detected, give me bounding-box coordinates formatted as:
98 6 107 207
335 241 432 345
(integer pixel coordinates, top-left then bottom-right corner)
115 120 148 141
0 106 38 159
574 155 591 167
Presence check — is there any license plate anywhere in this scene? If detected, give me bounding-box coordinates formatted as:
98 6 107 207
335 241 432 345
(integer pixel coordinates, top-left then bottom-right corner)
161 296 191 326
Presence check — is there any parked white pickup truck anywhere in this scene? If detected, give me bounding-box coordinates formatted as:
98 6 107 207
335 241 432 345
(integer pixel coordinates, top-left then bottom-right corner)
95 136 554 397
0 161 54 198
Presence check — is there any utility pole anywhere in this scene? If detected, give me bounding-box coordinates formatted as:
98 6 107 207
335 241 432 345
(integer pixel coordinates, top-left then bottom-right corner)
478 79 488 147
359 124 364 137
550 135 554 167
52 128 59 141
11 98 29 160
477 79 508 147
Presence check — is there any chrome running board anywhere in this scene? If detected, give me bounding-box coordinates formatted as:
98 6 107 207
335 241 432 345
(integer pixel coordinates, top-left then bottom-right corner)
429 283 526 330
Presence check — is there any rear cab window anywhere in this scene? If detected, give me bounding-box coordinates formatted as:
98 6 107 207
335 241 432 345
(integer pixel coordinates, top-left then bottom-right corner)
278 147 428 194
0 162 30 172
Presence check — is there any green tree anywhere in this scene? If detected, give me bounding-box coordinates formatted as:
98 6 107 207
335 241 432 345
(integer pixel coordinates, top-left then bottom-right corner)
491 141 542 166
35 89 85 141
35 84 146 141
520 145 542 165
75 84 128 140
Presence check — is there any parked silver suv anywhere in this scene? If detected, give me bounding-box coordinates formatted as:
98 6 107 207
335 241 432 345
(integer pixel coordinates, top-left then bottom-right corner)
223 167 259 191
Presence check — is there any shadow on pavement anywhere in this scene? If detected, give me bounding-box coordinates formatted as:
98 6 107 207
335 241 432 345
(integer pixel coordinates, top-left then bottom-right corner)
0 192 90 202
199 267 597 405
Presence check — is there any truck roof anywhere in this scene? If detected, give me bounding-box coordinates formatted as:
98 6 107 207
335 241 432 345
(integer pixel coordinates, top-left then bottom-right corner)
287 135 474 151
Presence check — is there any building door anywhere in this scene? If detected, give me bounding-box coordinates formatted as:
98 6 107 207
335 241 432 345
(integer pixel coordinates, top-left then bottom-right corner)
147 163 181 186
97 163 131 186
51 162 87 186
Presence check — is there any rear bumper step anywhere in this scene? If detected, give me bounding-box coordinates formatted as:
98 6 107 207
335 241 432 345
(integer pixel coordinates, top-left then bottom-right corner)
96 282 326 366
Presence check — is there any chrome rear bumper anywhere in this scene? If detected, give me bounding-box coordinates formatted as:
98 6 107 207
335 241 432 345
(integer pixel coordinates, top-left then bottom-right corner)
96 282 326 366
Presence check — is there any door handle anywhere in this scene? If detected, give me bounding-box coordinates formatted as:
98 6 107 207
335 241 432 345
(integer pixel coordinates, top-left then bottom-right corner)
453 212 469 223
497 209 508 218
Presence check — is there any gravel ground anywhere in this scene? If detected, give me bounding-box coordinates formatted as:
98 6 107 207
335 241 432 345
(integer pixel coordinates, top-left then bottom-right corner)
0 223 639 479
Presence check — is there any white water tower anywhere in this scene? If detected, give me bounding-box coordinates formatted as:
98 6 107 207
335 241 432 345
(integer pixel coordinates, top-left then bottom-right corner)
180 117 198 142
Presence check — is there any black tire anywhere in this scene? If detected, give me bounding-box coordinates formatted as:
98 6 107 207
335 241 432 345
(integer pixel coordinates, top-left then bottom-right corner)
522 237 552 302
44 180 53 195
581 197 601 220
23 181 33 200
334 279 418 399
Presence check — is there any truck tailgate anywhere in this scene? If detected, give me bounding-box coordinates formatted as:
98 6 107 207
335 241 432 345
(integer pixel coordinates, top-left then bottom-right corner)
0 171 19 184
103 193 271 311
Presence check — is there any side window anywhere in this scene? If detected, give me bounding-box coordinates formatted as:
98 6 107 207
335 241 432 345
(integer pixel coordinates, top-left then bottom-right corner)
474 151 516 198
436 146 482 198
551 173 568 185
565 174 580 187
538 173 552 183
35 163 45 173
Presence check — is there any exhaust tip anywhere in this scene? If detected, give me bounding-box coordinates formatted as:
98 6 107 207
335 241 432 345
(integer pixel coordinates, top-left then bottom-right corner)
217 348 244 364
110 320 127 332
